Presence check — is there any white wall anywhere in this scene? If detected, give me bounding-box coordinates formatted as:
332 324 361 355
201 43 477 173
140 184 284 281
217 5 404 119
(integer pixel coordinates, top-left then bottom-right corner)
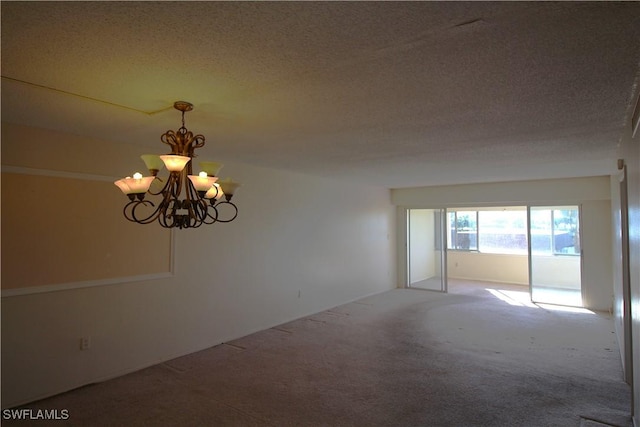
1 123 397 408
530 255 581 289
392 177 613 311
580 199 613 310
392 176 611 207
447 252 529 285
447 248 580 289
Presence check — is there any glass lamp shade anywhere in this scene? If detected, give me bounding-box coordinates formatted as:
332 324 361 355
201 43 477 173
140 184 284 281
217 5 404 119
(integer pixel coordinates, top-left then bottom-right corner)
123 175 155 194
114 179 132 194
199 161 223 177
160 155 191 172
205 183 224 200
141 154 165 173
188 172 219 192
219 178 241 196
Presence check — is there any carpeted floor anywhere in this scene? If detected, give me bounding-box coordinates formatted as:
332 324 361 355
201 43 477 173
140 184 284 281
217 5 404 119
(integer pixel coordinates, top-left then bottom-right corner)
3 281 632 426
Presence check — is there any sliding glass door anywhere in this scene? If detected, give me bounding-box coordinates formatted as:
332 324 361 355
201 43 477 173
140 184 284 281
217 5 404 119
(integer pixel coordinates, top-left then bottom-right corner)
528 206 582 306
407 208 447 292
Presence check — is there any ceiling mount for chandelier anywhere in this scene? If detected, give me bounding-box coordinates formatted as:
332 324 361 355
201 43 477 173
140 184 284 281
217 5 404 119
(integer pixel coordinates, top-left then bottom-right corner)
114 101 240 229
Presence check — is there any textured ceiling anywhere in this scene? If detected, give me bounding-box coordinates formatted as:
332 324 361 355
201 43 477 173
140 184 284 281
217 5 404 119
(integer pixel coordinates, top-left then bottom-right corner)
2 1 640 188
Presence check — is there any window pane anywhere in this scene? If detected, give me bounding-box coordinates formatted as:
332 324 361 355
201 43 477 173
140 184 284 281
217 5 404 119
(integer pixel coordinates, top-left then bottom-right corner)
447 211 456 250
478 210 528 254
553 209 580 255
530 209 552 255
455 211 477 250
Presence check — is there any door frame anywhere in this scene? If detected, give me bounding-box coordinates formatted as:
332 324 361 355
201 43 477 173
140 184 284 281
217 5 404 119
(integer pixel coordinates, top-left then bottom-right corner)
401 207 448 292
527 204 584 307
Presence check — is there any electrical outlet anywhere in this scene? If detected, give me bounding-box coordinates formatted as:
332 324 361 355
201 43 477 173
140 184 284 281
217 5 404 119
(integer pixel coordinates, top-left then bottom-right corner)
80 337 91 351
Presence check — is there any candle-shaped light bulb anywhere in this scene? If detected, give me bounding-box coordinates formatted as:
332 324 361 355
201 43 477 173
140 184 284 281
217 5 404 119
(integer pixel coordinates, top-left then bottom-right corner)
133 172 143 179
199 171 208 178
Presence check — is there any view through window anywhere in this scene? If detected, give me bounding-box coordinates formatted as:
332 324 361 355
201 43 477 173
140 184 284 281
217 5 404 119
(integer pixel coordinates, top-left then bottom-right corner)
447 207 580 256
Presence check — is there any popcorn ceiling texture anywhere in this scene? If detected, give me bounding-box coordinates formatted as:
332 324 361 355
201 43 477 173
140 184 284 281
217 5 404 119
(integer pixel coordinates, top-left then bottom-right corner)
2 2 640 187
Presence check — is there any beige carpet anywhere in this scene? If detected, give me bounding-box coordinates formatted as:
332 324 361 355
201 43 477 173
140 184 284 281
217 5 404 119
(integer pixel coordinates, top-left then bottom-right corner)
3 281 632 426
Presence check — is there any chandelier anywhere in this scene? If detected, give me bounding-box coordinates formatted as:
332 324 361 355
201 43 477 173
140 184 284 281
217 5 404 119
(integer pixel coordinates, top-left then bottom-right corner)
114 101 240 229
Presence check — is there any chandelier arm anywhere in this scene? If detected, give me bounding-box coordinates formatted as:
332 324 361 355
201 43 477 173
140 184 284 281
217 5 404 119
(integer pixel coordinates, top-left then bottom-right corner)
164 198 185 229
211 201 238 223
188 208 205 228
183 185 215 225
181 202 197 229
185 170 199 200
161 130 204 157
195 199 210 222
169 172 183 199
160 131 180 153
147 176 165 196
204 204 220 224
133 203 163 225
182 161 220 227
158 200 172 228
188 199 211 225
155 189 175 228
191 134 206 153
131 193 176 228
185 206 203 228
182 175 196 219
180 130 194 153
123 200 145 223
123 200 165 225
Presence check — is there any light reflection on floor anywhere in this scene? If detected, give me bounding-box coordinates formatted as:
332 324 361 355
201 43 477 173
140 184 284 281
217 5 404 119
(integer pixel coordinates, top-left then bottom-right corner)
486 288 536 307
535 303 594 314
485 288 594 314
415 279 595 314
532 286 582 308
